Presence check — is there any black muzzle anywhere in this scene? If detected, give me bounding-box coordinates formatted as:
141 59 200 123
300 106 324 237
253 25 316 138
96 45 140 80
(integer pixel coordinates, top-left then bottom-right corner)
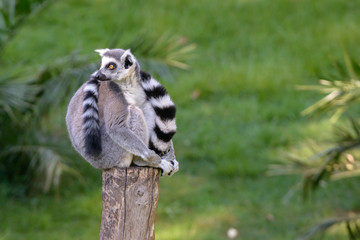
95 71 109 81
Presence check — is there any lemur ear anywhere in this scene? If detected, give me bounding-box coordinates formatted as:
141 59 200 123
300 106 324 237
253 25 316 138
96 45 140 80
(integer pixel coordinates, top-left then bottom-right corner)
121 49 135 69
94 48 110 57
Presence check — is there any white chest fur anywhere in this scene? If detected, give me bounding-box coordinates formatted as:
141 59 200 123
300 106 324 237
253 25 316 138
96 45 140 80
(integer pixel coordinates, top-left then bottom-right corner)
121 81 147 107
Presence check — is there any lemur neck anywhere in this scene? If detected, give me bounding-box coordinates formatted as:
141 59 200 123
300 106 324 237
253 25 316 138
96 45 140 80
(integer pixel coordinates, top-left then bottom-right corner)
116 73 146 107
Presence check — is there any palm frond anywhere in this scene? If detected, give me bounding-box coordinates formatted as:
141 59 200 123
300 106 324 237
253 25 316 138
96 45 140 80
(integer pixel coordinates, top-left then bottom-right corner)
297 215 360 240
0 70 41 123
0 51 93 195
3 130 81 193
343 49 359 81
0 0 52 49
298 53 360 122
33 52 95 116
269 119 360 199
299 80 360 122
113 31 196 80
272 49 360 240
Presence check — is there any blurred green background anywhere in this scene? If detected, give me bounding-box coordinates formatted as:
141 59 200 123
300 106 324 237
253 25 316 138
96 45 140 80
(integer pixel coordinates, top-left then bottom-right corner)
1 0 360 239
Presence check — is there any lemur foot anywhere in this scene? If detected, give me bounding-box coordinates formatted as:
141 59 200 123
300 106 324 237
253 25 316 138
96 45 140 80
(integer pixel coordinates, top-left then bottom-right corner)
158 159 179 177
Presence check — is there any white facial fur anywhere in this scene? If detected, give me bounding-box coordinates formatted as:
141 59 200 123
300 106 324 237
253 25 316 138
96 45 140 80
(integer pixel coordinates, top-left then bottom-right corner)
97 50 137 82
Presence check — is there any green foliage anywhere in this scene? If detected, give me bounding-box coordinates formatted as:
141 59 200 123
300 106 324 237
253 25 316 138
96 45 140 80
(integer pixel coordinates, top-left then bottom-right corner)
0 70 40 120
0 53 92 195
122 32 196 80
297 215 360 240
0 0 51 49
1 0 360 239
299 52 360 122
269 119 360 199
271 54 360 239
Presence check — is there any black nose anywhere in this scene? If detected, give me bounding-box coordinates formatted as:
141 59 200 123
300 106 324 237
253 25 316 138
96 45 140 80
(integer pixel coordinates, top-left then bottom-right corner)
95 71 107 81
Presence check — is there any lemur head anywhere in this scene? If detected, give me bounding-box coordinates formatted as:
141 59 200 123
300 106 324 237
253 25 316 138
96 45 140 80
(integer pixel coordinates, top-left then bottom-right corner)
94 48 139 82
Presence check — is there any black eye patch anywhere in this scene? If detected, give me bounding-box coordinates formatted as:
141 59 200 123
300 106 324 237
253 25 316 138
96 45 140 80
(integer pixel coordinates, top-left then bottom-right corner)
106 62 117 70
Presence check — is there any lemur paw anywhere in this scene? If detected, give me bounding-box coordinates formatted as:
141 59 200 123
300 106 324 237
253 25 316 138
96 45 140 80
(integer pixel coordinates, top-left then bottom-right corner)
158 160 172 177
158 159 179 177
169 159 179 176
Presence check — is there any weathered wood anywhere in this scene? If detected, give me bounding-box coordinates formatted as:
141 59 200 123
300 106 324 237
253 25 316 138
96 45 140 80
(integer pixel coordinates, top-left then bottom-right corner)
99 166 160 240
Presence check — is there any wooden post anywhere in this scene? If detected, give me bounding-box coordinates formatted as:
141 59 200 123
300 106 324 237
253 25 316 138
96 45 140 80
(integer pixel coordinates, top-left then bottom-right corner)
99 166 160 240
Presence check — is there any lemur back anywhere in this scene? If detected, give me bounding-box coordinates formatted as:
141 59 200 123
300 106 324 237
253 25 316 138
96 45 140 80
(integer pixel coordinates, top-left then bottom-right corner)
66 48 178 176
67 79 149 168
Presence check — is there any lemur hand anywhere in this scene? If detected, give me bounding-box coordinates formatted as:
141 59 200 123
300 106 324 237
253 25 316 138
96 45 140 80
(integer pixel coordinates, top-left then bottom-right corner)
158 158 179 177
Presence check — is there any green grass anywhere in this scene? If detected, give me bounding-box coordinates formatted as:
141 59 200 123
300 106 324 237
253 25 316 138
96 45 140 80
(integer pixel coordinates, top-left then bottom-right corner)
1 0 360 239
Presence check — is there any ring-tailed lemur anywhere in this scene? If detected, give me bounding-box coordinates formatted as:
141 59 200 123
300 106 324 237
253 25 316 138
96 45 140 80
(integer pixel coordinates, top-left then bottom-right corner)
66 48 178 176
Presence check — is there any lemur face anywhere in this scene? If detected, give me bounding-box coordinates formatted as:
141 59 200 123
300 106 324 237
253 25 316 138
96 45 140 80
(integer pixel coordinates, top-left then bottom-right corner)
94 48 137 82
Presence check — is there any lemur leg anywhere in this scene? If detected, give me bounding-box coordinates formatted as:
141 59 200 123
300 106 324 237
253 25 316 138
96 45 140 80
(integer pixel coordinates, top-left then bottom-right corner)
128 105 176 176
112 128 161 164
133 156 175 176
133 140 178 176
106 106 160 164
127 105 149 144
135 140 179 176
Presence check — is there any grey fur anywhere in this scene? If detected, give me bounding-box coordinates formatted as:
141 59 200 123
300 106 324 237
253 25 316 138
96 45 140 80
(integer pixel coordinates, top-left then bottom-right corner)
103 49 125 60
66 48 178 176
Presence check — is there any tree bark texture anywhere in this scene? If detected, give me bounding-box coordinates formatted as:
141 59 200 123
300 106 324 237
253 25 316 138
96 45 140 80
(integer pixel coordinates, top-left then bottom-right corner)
99 166 160 240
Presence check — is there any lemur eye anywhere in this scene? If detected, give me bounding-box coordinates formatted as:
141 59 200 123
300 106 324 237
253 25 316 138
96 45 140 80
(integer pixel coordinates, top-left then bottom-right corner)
106 63 117 70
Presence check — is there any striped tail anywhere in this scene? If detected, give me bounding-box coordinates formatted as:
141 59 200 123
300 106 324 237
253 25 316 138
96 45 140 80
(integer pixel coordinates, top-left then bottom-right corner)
140 71 177 155
82 74 102 156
